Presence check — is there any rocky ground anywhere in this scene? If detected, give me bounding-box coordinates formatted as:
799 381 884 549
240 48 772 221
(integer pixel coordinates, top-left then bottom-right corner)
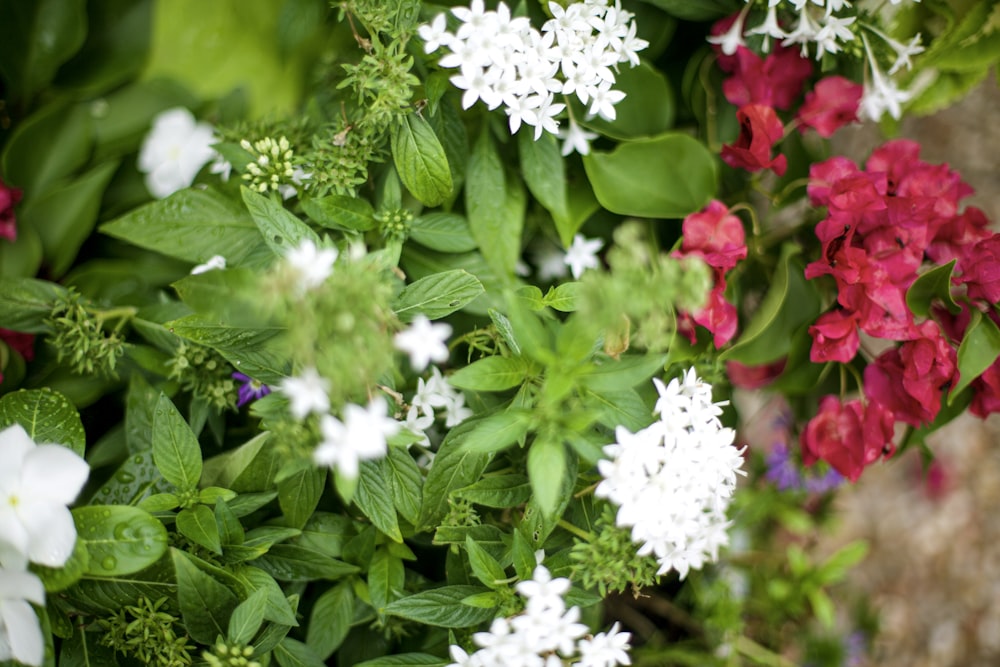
821 77 1000 667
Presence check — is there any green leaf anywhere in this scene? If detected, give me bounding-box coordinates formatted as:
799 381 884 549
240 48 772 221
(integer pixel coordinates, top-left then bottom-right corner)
454 474 532 508
355 655 449 667
301 194 375 232
274 637 327 667
152 393 203 491
31 538 89 593
307 581 353 659
585 387 652 432
0 101 92 196
393 269 484 321
527 436 567 519
449 356 532 392
416 428 493 531
228 587 269 645
384 585 495 628
368 548 405 613
950 308 1000 401
242 185 320 256
456 410 533 455
519 130 568 223
391 112 453 207
465 536 507 589
543 282 582 312
277 466 326 530
255 544 359 582
172 548 240 645
906 260 961 318
171 267 260 322
579 61 675 140
167 314 286 384
722 243 821 365
0 224 43 278
216 498 245 546
73 505 169 576
0 277 67 333
176 505 223 555
0 388 85 456
583 133 717 218
356 459 403 542
386 448 423 526
63 555 176 615
466 127 524 278
0 0 86 102
511 527 536 581
409 213 478 253
578 354 667 392
100 187 266 265
638 0 733 21
233 565 300 626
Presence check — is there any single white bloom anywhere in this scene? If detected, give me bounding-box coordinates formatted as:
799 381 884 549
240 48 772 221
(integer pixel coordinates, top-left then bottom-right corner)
516 564 571 614
575 622 632 667
587 81 626 121
558 118 598 156
279 367 331 420
208 152 232 182
395 315 453 371
0 569 46 667
284 239 338 294
0 424 89 568
138 107 217 198
706 3 750 55
313 398 400 479
190 254 226 275
746 5 787 53
411 367 454 416
564 234 604 279
418 13 453 53
886 33 925 75
813 14 856 59
442 391 473 427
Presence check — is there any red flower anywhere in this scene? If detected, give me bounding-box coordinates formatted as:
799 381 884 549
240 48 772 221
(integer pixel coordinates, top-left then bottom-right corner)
721 45 813 111
971 358 1000 419
797 76 863 137
0 329 35 362
807 156 860 207
0 176 22 243
722 104 787 176
693 282 739 348
680 200 747 272
726 359 786 389
957 234 1000 304
800 396 894 482
809 310 860 364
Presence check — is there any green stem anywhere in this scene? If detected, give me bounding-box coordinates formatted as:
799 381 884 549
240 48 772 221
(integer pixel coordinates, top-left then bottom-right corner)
556 519 593 542
733 635 798 667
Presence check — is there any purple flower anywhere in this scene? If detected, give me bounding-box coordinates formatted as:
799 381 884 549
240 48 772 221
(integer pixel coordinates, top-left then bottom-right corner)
233 372 270 407
764 444 802 491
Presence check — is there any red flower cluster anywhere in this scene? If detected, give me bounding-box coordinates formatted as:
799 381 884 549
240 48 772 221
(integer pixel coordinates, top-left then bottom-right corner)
800 140 1000 479
797 76 863 138
0 176 22 243
675 200 747 348
722 104 788 176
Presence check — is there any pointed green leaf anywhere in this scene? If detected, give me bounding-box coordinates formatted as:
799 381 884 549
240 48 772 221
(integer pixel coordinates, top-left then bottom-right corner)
391 112 453 207
386 448 423 526
274 636 326 667
527 436 567 518
578 354 667 392
228 587 269 645
0 388 85 456
448 356 532 392
152 394 203 491
454 474 532 509
384 585 495 628
73 505 169 577
301 194 375 232
519 130 568 222
417 428 493 531
409 213 477 253
176 505 223 555
906 259 960 318
368 548 405 613
307 581 353 659
277 466 326 530
465 536 507 589
393 269 484 321
171 549 240 645
0 277 67 333
950 308 1000 401
241 185 320 256
456 410 532 455
356 459 403 542
355 654 449 667
466 127 524 277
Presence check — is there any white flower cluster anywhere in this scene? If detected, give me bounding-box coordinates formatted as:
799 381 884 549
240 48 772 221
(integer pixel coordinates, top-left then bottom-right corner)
596 368 746 579
419 0 647 148
404 367 472 446
0 424 89 666
447 562 632 667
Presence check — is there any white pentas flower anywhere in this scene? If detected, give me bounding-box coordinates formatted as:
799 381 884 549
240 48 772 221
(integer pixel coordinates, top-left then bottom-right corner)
596 369 746 579
446 562 630 667
313 397 400 479
279 367 331 420
564 234 604 279
138 107 217 199
0 424 89 568
283 239 338 295
421 0 646 141
0 568 46 667
394 315 452 371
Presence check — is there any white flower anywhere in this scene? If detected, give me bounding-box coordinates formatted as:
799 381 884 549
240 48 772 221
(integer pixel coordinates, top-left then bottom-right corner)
190 254 226 275
395 315 453 371
313 398 401 479
138 107 217 198
0 424 88 568
0 569 45 667
575 622 632 667
706 3 750 56
208 153 232 182
418 12 453 53
411 367 454 416
442 391 473 427
279 367 331 420
813 14 856 58
564 234 604 279
559 118 598 157
284 239 338 294
516 564 571 614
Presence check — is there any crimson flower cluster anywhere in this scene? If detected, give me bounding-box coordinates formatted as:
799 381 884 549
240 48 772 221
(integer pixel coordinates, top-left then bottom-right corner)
802 140 999 480
674 201 747 348
0 176 22 243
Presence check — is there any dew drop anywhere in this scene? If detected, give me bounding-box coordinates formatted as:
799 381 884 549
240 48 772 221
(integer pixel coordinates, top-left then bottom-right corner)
116 472 135 484
113 523 130 540
101 556 117 571
101 487 111 495
134 455 143 464
102 510 111 519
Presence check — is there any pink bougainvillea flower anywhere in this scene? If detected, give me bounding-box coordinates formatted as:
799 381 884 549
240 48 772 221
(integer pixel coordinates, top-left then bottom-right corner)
800 396 894 482
957 234 1000 304
722 104 787 176
809 310 860 364
726 359 786 389
693 283 739 348
721 45 813 110
927 206 991 266
971 358 1000 419
797 76 863 137
0 177 22 243
807 156 860 207
680 200 747 272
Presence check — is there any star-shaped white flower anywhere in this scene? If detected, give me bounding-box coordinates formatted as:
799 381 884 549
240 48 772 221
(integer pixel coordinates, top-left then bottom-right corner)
190 254 226 275
313 398 401 479
0 568 46 667
394 315 453 372
279 367 331 420
0 424 89 568
138 107 217 199
563 234 603 279
283 239 338 294
558 118 598 156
